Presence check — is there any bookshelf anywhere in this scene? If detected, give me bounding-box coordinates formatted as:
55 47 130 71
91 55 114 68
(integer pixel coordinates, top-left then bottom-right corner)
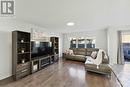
12 31 31 80
50 37 59 61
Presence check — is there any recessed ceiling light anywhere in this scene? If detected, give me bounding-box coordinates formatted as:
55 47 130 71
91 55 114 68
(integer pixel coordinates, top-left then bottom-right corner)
67 22 75 26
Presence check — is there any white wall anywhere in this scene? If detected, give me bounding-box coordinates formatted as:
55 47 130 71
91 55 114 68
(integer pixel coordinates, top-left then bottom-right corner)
0 31 12 80
107 26 130 64
63 29 107 52
0 19 63 80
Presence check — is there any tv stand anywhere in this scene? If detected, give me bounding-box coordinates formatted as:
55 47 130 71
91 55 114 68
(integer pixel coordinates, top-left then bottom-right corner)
12 31 59 80
31 55 55 73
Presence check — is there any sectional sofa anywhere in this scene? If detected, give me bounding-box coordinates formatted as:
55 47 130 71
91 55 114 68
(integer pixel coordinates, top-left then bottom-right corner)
63 48 111 75
63 48 99 62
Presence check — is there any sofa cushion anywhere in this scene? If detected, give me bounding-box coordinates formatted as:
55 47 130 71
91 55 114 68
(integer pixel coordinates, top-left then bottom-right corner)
86 48 99 56
74 55 85 57
70 48 77 55
86 51 92 56
76 48 86 55
76 51 86 55
64 54 86 62
85 64 111 74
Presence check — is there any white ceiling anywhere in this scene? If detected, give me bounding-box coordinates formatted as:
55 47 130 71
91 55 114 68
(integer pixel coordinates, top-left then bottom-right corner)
15 0 130 32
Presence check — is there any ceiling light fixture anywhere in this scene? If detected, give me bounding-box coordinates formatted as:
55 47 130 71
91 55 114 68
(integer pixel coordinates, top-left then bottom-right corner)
67 22 75 26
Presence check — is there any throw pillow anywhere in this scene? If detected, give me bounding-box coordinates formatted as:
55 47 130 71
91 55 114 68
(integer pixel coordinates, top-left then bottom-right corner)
69 50 74 55
91 51 97 59
64 50 69 55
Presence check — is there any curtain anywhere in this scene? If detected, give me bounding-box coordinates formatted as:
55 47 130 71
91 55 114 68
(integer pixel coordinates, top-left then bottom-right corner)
117 31 125 64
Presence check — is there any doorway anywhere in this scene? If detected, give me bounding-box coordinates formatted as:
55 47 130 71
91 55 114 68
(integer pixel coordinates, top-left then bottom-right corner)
122 34 130 63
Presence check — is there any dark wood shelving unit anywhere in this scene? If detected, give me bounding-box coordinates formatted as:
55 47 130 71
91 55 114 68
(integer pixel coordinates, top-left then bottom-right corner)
12 31 59 80
12 31 31 80
50 37 59 62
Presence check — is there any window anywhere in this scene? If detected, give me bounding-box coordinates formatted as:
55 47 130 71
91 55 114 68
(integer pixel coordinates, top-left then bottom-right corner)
70 37 96 48
78 38 85 48
122 34 130 61
70 38 76 48
86 39 96 48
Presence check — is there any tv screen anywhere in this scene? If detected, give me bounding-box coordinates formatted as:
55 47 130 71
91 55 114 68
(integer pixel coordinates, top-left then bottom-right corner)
31 41 53 59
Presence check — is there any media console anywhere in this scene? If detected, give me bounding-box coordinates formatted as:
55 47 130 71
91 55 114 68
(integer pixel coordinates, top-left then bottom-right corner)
31 55 56 73
12 30 59 80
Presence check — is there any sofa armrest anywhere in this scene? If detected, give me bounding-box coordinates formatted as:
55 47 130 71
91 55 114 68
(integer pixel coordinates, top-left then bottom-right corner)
102 58 109 64
102 52 109 64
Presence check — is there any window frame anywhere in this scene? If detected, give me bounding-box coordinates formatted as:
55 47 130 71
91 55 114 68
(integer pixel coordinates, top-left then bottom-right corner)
70 37 96 49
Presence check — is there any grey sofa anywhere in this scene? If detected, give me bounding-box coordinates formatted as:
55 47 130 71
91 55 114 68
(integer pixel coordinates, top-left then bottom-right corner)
85 51 112 75
63 48 112 75
63 48 99 62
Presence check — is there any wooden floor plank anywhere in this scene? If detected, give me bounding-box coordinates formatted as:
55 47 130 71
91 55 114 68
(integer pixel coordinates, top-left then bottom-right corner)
0 59 121 87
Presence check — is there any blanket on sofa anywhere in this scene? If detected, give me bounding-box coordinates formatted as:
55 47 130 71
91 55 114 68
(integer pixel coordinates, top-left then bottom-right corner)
85 49 107 66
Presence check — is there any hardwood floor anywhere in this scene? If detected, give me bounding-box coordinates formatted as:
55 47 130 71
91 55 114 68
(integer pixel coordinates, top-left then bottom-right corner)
111 64 130 87
1 59 121 87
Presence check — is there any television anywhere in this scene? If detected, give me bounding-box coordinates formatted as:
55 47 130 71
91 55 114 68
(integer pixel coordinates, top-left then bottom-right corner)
31 41 53 59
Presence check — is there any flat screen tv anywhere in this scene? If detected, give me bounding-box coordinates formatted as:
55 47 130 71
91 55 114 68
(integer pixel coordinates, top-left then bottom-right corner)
31 41 53 59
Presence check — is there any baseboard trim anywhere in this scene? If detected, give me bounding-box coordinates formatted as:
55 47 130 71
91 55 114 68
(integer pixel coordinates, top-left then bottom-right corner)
0 76 13 85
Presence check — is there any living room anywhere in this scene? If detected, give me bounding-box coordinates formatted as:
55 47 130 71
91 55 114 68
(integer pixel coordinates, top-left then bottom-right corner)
0 0 130 87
